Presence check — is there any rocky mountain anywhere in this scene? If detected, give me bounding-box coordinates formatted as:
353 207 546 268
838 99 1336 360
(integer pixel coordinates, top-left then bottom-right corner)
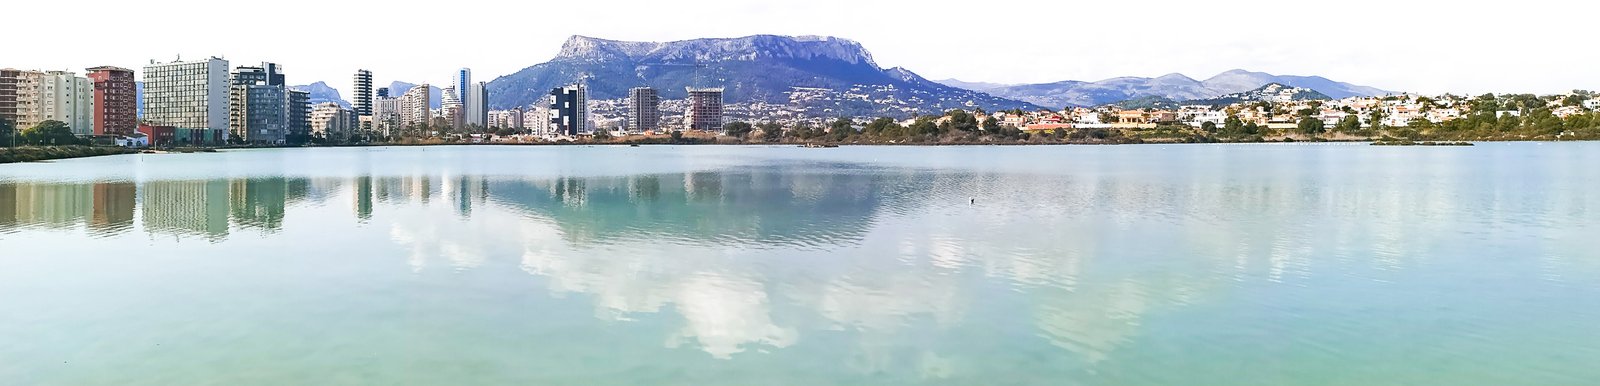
485 35 1040 117
289 82 350 108
1185 83 1332 106
967 70 1390 108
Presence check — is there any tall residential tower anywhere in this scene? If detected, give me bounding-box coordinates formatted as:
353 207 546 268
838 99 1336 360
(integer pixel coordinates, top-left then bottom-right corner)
86 66 137 137
353 70 372 117
549 84 587 136
627 87 660 133
143 57 230 144
466 82 487 128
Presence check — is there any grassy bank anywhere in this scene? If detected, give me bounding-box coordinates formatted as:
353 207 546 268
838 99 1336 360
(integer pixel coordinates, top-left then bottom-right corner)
0 146 138 164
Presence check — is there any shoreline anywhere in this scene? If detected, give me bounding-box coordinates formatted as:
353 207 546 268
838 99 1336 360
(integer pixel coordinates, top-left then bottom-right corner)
0 146 141 164
1 138 1587 164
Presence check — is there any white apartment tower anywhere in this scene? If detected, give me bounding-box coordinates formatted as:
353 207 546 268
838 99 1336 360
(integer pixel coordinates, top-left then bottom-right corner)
398 84 431 128
627 87 660 133
142 57 231 137
466 82 487 127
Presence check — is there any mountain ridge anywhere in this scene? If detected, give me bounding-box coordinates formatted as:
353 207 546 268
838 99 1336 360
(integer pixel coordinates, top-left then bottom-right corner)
485 34 1041 117
947 69 1390 108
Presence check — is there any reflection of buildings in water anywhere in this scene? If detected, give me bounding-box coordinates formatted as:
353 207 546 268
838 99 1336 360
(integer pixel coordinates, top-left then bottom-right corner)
90 183 137 234
6 183 93 229
141 180 231 240
628 175 660 203
0 184 14 227
486 170 891 248
0 182 135 235
405 175 432 204
229 178 289 232
444 175 488 218
353 177 373 221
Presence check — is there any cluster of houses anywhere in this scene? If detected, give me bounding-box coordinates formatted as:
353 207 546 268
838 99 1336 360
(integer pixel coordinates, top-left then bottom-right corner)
984 93 1600 133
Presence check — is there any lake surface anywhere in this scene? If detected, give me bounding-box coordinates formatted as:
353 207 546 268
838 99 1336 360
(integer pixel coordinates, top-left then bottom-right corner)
1 144 1597 385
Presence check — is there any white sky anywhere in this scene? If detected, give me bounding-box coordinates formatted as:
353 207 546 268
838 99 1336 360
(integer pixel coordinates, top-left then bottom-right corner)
8 0 1595 98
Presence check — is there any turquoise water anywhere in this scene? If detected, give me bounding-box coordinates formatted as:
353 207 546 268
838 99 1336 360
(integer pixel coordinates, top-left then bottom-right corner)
1 144 1597 385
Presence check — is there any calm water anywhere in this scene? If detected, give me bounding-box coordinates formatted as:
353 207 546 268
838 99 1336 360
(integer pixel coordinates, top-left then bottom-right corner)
1 144 1597 385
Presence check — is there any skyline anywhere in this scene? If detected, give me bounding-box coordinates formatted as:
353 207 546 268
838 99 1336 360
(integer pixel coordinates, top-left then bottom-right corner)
6 0 1597 101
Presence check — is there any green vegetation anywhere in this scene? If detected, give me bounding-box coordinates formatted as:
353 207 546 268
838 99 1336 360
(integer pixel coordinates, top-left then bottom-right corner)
19 120 88 146
0 119 15 147
0 146 136 164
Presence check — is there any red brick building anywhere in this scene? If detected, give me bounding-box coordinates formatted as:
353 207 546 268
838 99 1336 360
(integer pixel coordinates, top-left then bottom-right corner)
87 66 137 136
138 124 175 147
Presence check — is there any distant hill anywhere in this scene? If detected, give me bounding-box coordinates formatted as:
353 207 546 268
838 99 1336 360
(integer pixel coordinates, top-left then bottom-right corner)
1184 83 1332 106
1112 95 1182 110
485 35 1040 118
959 70 1390 108
289 82 350 108
933 79 1013 92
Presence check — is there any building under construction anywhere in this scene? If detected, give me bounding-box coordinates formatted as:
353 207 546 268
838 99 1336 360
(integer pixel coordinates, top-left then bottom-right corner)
684 87 723 131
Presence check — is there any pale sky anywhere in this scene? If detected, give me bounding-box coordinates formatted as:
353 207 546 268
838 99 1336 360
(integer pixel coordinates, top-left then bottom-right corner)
8 0 1595 98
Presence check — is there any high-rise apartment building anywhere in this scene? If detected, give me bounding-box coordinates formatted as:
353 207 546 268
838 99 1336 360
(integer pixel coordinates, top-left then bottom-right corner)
455 68 471 103
549 84 587 136
1 70 94 135
466 82 487 128
0 69 20 129
440 84 463 129
87 66 137 136
353 70 372 117
399 84 431 129
372 95 401 136
376 87 389 99
142 57 230 144
288 90 310 142
685 87 724 131
229 64 288 144
310 102 353 141
627 87 660 132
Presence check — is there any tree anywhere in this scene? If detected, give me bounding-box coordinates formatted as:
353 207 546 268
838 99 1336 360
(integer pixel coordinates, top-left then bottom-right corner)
863 117 898 136
1337 115 1362 132
943 110 978 132
1223 115 1244 135
723 121 754 138
908 117 939 137
669 130 684 143
0 119 14 147
981 117 1000 133
1201 121 1218 134
1368 110 1386 131
828 117 855 141
21 120 83 146
1298 117 1326 135
759 123 783 142
593 129 612 140
1243 121 1261 135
